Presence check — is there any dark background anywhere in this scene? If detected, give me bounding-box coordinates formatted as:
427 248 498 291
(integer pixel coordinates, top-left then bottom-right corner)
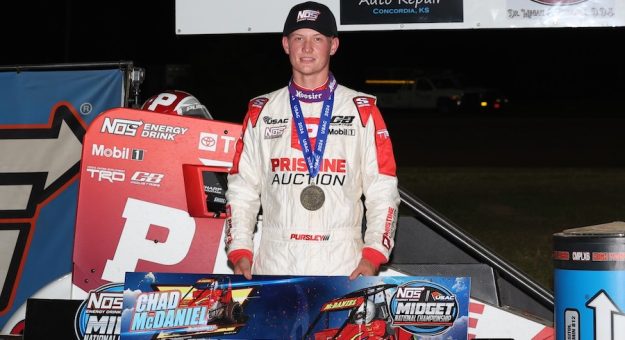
3 1 625 287
3 1 624 123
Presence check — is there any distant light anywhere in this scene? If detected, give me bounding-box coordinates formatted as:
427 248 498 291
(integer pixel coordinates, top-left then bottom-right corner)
365 79 415 85
493 102 501 109
480 101 488 107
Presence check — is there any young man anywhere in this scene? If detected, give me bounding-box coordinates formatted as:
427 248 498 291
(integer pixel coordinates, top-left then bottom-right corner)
225 1 399 279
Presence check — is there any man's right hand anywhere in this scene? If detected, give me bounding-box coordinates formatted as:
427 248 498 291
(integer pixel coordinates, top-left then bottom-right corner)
233 257 253 280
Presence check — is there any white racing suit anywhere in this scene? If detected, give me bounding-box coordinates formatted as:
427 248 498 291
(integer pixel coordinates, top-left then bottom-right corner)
225 84 400 275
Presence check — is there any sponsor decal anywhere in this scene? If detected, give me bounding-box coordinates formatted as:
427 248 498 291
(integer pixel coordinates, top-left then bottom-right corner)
329 128 355 136
383 207 396 250
130 171 164 187
198 132 236 153
294 89 323 101
330 116 355 126
271 173 345 186
376 129 390 139
101 118 143 136
100 117 189 141
204 185 223 194
341 0 463 25
74 283 124 340
91 144 144 161
265 126 287 139
251 98 268 109
141 123 188 141
224 212 233 246
263 116 289 125
290 233 331 241
271 157 346 173
355 97 371 108
270 157 347 187
86 166 125 183
297 9 320 22
390 281 460 336
507 0 614 24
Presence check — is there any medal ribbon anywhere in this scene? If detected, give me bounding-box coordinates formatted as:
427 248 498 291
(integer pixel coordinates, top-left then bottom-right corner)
288 74 337 178
290 73 337 103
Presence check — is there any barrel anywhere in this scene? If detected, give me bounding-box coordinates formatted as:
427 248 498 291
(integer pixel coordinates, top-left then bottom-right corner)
553 221 625 340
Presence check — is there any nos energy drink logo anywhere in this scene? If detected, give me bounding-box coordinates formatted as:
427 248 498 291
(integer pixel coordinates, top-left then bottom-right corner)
390 281 459 336
75 283 124 339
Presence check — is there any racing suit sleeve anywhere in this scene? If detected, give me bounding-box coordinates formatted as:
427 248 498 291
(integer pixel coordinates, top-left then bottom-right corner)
355 96 400 269
225 98 266 265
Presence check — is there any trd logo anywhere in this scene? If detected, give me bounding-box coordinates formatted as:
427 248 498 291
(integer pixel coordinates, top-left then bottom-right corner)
100 118 143 136
86 167 125 183
330 116 354 125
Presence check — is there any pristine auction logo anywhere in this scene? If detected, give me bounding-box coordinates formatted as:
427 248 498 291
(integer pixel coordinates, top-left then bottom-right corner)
390 281 459 336
75 283 124 340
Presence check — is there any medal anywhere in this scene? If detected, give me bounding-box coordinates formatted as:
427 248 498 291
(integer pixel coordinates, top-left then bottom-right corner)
289 74 337 211
300 184 325 211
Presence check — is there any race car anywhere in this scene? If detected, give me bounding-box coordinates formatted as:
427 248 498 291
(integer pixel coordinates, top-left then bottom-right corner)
304 284 411 340
174 277 245 324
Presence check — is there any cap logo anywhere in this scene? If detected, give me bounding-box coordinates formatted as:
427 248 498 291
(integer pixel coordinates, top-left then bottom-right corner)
296 9 320 22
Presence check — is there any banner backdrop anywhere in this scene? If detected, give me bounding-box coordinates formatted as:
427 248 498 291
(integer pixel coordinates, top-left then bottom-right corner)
0 68 124 334
119 272 470 340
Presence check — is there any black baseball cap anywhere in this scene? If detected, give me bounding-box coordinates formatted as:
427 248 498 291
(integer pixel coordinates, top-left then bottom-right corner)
283 1 338 37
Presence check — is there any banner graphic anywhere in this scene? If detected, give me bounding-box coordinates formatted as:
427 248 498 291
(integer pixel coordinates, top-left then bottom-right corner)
120 272 470 339
0 68 124 334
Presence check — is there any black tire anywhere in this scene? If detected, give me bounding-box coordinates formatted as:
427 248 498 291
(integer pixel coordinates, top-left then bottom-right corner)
224 301 243 323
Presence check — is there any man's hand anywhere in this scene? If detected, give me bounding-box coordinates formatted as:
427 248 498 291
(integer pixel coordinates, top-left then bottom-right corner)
349 258 378 280
233 257 253 280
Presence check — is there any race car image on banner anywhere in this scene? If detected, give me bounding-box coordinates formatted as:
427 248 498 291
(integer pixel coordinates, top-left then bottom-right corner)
120 272 470 339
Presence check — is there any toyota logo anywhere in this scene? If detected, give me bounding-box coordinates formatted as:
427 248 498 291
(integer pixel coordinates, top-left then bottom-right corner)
201 136 216 147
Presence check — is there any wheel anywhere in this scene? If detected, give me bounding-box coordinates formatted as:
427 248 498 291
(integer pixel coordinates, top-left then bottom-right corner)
224 301 243 323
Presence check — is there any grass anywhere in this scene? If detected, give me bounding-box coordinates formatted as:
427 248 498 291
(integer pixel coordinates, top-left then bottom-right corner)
396 166 625 289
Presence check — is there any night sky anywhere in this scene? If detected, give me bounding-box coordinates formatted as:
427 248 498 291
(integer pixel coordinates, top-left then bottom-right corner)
2 1 624 121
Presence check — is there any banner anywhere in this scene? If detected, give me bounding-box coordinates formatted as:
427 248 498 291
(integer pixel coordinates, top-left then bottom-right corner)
117 272 470 340
341 0 463 25
175 0 625 35
0 68 124 334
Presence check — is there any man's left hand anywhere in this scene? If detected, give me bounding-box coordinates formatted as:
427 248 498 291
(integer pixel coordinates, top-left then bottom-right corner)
349 258 378 280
